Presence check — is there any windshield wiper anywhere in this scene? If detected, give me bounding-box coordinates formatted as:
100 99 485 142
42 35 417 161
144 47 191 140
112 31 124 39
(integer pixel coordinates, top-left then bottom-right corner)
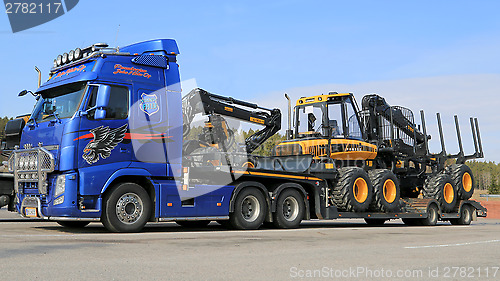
27 116 38 128
48 112 61 123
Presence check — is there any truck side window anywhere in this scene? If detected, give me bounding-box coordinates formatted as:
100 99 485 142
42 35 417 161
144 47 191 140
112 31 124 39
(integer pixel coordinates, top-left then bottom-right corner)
106 86 129 119
86 85 129 120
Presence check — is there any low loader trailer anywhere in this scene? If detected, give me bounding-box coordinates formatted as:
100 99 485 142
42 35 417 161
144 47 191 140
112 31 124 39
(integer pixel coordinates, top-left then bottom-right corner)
6 39 486 232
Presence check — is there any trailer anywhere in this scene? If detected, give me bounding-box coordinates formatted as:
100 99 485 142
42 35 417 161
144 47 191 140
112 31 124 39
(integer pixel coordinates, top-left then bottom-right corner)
7 39 486 232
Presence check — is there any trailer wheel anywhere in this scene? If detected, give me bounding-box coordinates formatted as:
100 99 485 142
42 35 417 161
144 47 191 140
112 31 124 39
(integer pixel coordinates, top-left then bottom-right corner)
56 221 90 228
101 182 152 233
368 169 400 212
332 167 373 212
419 204 439 226
364 218 386 225
450 204 473 225
273 189 305 229
175 220 211 228
229 187 267 230
445 164 474 200
422 174 457 213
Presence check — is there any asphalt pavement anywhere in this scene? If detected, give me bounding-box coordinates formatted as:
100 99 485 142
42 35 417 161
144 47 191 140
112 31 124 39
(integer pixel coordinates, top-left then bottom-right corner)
1 209 499 280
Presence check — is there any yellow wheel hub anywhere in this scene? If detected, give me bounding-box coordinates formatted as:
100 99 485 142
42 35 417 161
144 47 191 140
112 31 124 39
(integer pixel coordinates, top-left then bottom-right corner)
444 183 454 204
353 178 368 203
383 179 397 203
462 172 472 192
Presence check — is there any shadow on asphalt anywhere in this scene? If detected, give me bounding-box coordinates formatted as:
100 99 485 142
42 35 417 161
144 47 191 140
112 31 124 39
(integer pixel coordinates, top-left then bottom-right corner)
25 219 467 235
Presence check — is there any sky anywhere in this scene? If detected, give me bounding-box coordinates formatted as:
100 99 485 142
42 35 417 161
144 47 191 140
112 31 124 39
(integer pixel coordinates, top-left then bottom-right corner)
0 0 499 161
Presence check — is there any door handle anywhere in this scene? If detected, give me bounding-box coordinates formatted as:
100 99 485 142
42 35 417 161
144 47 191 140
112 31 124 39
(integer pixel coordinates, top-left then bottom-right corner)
120 148 128 153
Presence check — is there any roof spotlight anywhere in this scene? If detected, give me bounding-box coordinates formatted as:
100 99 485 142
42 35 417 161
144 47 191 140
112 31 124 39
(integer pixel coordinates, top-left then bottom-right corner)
74 48 82 60
62 53 68 64
56 55 62 66
68 50 75 61
53 59 57 68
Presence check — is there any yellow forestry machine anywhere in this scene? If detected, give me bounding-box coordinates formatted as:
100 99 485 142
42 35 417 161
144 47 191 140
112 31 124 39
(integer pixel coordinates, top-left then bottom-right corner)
273 92 485 225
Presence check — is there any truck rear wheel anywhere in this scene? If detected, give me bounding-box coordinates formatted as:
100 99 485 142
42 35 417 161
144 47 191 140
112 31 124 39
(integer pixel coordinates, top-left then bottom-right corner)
422 174 457 213
368 169 400 212
450 204 473 225
229 187 267 230
445 164 474 200
57 221 90 228
101 182 152 233
273 189 305 229
332 167 373 212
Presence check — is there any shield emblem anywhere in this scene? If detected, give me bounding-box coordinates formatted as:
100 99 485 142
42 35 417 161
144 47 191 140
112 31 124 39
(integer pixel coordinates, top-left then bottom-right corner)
139 93 159 116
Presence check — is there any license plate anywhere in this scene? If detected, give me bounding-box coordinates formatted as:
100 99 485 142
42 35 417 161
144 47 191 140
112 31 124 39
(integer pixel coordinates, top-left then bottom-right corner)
25 207 38 217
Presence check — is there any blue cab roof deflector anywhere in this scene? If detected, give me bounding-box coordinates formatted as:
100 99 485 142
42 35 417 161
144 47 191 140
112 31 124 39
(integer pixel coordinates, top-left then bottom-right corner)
120 39 180 55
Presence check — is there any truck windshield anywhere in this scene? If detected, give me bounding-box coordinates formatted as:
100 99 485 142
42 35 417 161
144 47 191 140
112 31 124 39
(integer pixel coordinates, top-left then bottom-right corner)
30 82 87 123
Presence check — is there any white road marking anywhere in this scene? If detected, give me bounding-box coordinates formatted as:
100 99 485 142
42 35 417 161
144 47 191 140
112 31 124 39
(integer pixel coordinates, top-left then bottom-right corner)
405 239 500 249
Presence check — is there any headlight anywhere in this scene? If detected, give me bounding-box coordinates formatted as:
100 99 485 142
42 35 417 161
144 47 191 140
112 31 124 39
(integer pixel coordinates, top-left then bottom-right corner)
68 50 74 61
62 53 68 64
54 175 66 198
29 155 36 170
56 55 62 66
74 48 82 60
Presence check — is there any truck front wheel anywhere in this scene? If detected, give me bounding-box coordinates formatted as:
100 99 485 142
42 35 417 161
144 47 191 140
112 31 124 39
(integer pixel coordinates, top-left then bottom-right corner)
229 187 267 230
101 182 152 233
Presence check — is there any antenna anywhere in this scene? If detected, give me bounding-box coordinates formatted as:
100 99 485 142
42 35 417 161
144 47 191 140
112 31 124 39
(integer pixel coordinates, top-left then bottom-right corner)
114 24 121 47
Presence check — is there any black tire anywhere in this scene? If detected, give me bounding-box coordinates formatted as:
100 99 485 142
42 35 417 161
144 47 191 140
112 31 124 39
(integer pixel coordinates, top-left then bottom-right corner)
450 204 473 225
364 218 386 225
229 187 267 230
332 167 373 212
101 182 152 233
402 218 422 226
419 204 439 226
445 164 474 200
368 169 400 212
57 221 90 228
422 174 457 213
272 189 305 229
175 220 211 228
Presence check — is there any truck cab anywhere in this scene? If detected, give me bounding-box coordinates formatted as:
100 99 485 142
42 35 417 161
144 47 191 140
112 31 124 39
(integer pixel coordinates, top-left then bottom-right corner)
9 40 187 225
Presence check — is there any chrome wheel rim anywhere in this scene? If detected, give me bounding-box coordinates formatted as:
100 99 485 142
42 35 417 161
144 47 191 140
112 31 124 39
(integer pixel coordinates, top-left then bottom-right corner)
282 196 299 222
241 195 260 222
116 193 143 224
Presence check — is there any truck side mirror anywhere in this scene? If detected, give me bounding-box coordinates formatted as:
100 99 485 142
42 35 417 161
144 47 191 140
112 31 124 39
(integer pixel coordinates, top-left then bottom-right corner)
94 85 111 119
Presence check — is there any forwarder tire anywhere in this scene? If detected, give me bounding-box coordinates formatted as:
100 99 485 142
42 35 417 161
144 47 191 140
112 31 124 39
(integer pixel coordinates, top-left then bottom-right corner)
450 204 473 225
332 167 373 212
445 164 474 200
419 204 439 226
368 169 400 212
57 221 90 228
229 187 267 230
175 220 211 228
273 189 305 229
422 173 457 213
101 182 152 233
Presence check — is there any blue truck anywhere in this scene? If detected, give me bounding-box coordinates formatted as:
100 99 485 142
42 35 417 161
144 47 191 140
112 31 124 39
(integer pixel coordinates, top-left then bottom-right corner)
7 39 486 232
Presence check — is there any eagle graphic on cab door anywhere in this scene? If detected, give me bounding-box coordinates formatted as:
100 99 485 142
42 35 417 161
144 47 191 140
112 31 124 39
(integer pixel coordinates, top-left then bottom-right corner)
82 124 128 164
